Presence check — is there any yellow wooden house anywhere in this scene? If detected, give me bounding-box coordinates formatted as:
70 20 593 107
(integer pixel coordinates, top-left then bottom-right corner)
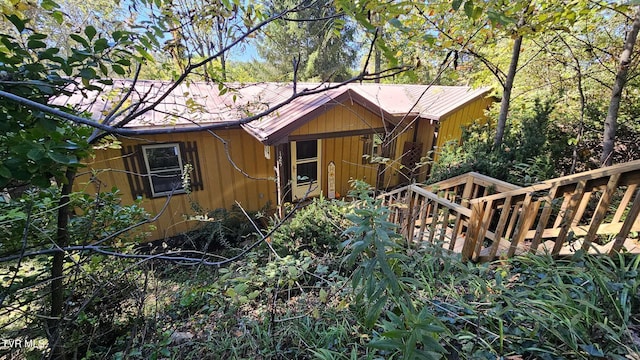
69 81 492 240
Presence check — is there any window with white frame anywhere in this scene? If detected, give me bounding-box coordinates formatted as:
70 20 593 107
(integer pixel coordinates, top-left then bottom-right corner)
142 143 185 197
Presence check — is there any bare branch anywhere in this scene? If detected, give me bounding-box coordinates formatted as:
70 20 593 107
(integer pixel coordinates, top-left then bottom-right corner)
0 195 306 267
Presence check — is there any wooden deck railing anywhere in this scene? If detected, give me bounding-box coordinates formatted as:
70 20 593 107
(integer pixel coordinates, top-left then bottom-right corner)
425 172 521 208
380 160 640 262
380 185 472 252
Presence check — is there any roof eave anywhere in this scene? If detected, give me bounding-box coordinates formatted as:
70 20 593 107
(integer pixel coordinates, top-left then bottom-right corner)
247 88 399 146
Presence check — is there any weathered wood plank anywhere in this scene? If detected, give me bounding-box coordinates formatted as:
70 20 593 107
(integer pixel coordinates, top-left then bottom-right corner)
487 196 513 259
553 193 572 229
553 180 587 255
582 174 621 250
610 188 640 254
612 184 637 224
504 203 522 243
508 195 540 258
462 202 483 261
427 201 440 243
472 199 494 261
530 187 559 252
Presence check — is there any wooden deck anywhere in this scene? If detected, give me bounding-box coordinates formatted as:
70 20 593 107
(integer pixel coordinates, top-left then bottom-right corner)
380 160 640 262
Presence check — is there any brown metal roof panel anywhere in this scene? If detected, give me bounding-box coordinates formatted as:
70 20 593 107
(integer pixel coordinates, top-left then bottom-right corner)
242 88 346 143
52 80 492 139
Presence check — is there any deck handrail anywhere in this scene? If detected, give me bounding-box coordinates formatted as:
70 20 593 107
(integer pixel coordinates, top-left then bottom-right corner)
380 160 640 262
428 172 521 196
469 159 640 204
379 184 473 252
463 160 640 261
408 185 472 217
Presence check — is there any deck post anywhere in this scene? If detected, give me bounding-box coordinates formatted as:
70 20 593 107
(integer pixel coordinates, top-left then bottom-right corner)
405 185 415 244
462 202 483 261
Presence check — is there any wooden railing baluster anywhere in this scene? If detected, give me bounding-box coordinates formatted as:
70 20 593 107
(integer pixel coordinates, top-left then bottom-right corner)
488 196 513 258
553 180 587 255
610 188 640 254
530 187 559 253
612 184 637 224
508 195 540 258
582 174 621 251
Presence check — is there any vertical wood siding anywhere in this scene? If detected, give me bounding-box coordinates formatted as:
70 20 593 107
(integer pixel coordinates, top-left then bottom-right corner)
291 101 385 136
435 96 494 153
74 129 276 241
290 102 436 193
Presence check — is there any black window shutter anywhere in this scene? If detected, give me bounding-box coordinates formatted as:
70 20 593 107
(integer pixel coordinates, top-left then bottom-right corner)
180 141 204 191
121 145 152 198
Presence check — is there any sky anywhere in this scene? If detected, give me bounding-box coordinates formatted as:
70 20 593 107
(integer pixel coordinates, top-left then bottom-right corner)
228 40 262 62
125 0 264 63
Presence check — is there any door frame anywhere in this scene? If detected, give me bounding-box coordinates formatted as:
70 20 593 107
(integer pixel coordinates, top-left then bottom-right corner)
291 139 322 200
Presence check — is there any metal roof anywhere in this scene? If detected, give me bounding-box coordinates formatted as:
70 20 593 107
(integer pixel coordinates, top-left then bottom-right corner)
54 80 491 144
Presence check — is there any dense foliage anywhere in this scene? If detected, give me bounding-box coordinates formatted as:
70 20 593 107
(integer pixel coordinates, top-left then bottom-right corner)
4 193 638 359
2 0 640 359
430 98 566 185
257 0 359 81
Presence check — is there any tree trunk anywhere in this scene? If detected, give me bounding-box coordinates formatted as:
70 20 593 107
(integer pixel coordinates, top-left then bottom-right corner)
601 6 640 166
49 168 76 359
218 22 227 81
493 26 524 149
374 25 381 83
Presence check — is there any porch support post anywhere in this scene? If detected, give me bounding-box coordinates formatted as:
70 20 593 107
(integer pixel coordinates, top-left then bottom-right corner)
274 143 291 217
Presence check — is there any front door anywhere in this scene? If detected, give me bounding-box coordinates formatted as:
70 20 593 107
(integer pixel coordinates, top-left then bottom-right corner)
291 140 321 200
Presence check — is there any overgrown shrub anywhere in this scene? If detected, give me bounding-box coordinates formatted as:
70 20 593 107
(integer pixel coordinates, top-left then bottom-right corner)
270 197 351 256
430 98 564 186
0 187 151 359
181 205 266 251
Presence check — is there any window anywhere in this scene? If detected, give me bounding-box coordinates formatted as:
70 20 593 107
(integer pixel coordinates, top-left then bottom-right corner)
142 143 185 197
363 133 384 163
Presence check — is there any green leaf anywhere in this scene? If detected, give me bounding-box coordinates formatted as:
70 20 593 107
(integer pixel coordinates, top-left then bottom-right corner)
84 26 97 41
464 0 474 18
319 288 327 303
381 330 407 339
51 10 64 24
579 344 604 357
27 39 47 49
69 34 89 47
32 175 51 188
0 166 12 179
27 148 45 161
112 30 125 41
472 6 483 20
79 68 96 80
452 0 464 11
367 339 398 351
135 45 154 62
41 0 60 10
6 14 25 33
94 38 109 52
388 18 404 30
111 64 126 75
47 152 78 165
